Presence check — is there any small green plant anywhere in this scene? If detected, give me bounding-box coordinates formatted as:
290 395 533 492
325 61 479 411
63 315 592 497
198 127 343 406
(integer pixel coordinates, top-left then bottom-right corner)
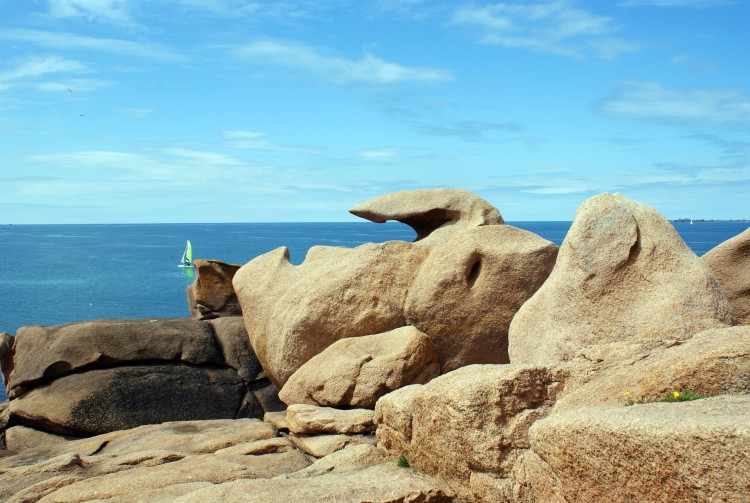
396 454 410 468
622 388 709 406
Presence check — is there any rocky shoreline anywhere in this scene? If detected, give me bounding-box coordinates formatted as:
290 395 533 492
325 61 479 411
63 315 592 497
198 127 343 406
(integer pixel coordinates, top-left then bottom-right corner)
1 189 749 502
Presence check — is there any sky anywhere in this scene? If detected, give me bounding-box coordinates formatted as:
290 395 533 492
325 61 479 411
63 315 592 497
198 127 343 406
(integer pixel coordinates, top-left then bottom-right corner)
1 0 748 224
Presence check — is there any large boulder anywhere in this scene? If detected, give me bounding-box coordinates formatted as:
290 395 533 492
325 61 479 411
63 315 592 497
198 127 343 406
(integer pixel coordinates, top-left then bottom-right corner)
374 364 564 502
186 259 242 320
519 396 750 502
349 188 503 243
703 226 750 324
234 189 557 387
278 326 440 409
5 317 279 436
509 193 734 368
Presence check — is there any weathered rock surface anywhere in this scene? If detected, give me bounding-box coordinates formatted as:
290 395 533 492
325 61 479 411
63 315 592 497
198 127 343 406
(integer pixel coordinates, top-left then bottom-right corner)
349 188 504 243
554 325 750 411
172 448 456 503
286 404 374 435
520 396 750 503
288 433 377 458
509 193 734 368
704 226 750 324
5 317 280 435
0 332 13 390
375 364 564 501
279 326 440 408
234 189 557 387
0 418 308 502
187 259 242 319
9 365 247 435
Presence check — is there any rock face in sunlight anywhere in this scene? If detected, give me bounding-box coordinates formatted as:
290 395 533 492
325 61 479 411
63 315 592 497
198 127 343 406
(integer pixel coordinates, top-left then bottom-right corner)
233 188 558 388
3 189 749 503
508 192 734 368
703 226 750 325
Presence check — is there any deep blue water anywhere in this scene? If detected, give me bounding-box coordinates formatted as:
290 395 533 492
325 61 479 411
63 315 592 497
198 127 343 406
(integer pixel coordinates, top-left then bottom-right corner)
1 220 748 401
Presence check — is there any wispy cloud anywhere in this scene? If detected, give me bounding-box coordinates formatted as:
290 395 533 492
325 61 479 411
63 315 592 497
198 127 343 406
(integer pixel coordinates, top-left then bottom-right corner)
619 0 734 7
48 0 135 26
358 148 399 161
233 39 453 85
0 56 90 91
220 130 314 152
451 1 639 59
596 81 750 125
0 29 185 62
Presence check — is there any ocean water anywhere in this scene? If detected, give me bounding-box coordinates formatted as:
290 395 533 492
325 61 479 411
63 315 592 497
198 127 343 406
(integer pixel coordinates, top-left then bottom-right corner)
1 220 748 402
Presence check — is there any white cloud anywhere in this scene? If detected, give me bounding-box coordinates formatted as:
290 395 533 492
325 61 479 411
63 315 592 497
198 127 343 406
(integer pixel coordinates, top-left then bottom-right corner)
451 1 638 59
122 108 154 118
358 148 399 161
596 81 750 125
0 56 90 91
48 0 135 26
233 39 453 85
0 29 185 62
220 130 314 152
619 0 734 7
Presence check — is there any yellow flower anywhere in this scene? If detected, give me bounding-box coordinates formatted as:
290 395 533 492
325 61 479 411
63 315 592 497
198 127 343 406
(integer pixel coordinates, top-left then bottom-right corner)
623 391 630 396
673 391 680 398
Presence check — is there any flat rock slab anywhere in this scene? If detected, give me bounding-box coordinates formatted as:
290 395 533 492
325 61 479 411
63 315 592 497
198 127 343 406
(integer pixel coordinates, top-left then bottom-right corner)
286 404 375 435
524 396 750 502
263 411 288 431
288 433 377 458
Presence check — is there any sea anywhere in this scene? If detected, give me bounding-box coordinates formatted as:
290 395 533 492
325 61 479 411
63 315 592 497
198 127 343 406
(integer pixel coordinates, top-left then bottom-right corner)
1 220 748 402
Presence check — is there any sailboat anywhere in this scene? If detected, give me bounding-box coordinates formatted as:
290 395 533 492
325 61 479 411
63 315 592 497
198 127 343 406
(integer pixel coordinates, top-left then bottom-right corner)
178 240 193 268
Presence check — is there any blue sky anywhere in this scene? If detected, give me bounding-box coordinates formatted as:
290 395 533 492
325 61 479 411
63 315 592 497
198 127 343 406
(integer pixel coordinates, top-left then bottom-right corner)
1 0 748 223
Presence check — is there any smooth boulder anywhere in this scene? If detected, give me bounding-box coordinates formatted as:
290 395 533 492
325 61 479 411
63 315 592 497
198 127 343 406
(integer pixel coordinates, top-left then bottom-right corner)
234 189 557 387
703 226 750 324
509 193 734 368
279 326 440 409
0 331 13 390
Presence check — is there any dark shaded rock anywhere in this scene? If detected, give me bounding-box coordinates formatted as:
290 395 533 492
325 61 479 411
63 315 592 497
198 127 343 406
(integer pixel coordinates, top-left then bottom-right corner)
187 259 242 319
0 332 13 390
8 365 246 435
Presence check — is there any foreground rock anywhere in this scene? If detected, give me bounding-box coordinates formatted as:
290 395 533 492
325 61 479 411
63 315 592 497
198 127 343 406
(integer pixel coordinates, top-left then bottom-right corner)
0 420 454 503
187 259 242 320
509 193 734 368
5 317 283 435
375 364 564 501
234 189 557 387
520 396 750 502
279 326 440 408
703 226 750 324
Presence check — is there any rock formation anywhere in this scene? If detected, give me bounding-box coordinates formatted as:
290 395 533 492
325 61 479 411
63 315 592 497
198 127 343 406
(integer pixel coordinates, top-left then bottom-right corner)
186 259 242 320
0 331 13 390
349 188 504 243
279 326 440 409
5 317 283 436
703 226 750 324
234 189 557 387
509 192 734 368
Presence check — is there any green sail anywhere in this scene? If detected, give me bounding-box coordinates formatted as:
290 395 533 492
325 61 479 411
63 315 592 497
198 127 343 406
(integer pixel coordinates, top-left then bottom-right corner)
186 240 192 263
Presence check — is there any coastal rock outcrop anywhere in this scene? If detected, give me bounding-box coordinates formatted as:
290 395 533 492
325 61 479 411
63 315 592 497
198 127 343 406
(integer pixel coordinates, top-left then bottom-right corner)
233 189 557 387
703 226 750 324
5 317 283 436
278 326 440 409
519 396 750 502
508 192 734 368
187 259 242 320
349 188 504 243
375 364 564 502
